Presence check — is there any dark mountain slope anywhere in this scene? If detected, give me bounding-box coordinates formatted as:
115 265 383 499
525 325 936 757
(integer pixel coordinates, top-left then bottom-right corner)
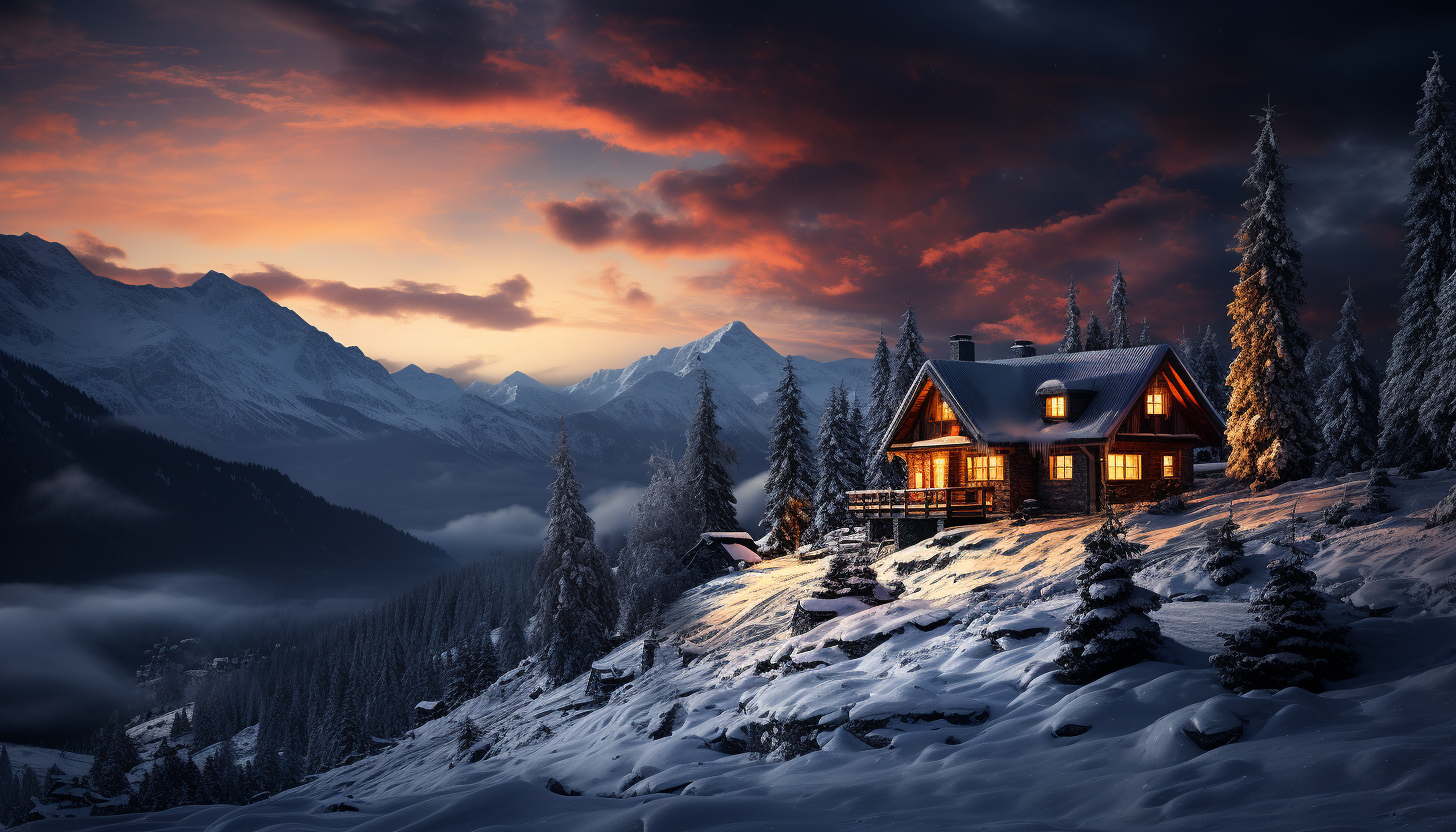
0 350 456 593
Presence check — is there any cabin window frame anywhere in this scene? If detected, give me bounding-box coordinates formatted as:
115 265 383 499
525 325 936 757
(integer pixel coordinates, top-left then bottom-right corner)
1050 454 1074 480
1145 390 1167 416
933 397 954 422
969 454 1006 482
1162 453 1177 478
1045 396 1067 419
1108 453 1141 480
932 455 948 489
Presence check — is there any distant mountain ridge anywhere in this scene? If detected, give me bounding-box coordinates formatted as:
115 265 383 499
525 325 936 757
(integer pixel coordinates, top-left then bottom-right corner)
0 349 456 591
0 232 872 538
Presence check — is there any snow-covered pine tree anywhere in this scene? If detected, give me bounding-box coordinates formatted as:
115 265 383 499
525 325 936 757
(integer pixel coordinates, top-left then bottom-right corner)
456 718 480 755
1177 326 1195 366
814 552 879 599
890 304 928 409
844 388 867 491
618 451 698 632
1196 325 1229 413
684 365 740 533
1137 317 1152 347
1055 510 1162 685
1201 510 1248 587
1210 555 1357 693
1108 265 1131 349
811 384 855 539
1224 105 1320 488
1383 54 1456 473
1361 469 1394 514
761 357 816 555
863 332 898 489
532 423 619 684
1319 287 1380 475
1059 280 1083 353
1083 313 1107 351
1305 340 1327 386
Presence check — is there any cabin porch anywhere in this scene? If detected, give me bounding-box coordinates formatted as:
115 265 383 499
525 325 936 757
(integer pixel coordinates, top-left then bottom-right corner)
846 486 1000 525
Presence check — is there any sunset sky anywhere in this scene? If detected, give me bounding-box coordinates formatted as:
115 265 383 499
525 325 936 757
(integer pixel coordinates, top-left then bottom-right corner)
3 1 1453 385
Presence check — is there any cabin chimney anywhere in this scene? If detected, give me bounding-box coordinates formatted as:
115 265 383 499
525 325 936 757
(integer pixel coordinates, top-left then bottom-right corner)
1010 340 1037 359
949 334 975 361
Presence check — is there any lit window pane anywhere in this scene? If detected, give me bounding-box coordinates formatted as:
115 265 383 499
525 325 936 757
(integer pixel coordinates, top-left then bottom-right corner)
1052 455 1073 480
1045 396 1066 418
1146 391 1166 415
1163 454 1176 477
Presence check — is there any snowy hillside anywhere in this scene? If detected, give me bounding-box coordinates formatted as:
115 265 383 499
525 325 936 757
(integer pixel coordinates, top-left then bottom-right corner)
0 233 871 535
56 470 1456 831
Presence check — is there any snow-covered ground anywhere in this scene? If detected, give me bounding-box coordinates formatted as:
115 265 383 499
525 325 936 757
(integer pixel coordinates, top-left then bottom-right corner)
28 470 1456 831
1 745 93 780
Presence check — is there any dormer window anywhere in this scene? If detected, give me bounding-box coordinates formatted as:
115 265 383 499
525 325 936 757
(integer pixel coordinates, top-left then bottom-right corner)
1145 390 1166 416
1045 396 1066 418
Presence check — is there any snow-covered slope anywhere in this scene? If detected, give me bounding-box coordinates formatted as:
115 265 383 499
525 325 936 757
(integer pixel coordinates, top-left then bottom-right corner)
0 233 871 536
1 745 93 780
65 470 1456 831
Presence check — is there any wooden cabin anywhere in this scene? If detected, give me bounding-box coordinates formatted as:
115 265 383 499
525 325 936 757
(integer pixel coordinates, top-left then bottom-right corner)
850 341 1224 543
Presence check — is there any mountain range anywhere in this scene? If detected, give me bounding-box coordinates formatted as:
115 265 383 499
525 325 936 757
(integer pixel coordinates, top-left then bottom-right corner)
0 233 873 550
0 349 455 592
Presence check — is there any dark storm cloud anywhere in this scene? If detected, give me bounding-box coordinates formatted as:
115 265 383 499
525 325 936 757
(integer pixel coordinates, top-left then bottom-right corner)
73 232 552 331
260 0 534 99
160 1 1456 356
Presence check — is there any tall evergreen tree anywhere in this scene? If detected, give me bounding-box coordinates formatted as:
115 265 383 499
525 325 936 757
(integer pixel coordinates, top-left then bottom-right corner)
1225 105 1319 488
863 332 898 489
684 365 740 532
1196 325 1229 414
889 304 928 407
843 390 867 491
532 424 619 684
1305 340 1328 387
1137 317 1152 347
619 451 697 632
1383 54 1456 472
811 384 856 538
1320 287 1381 475
1083 313 1107 351
1211 555 1357 692
1059 280 1083 353
1107 264 1131 349
761 357 816 555
1055 511 1162 684
1177 326 1195 366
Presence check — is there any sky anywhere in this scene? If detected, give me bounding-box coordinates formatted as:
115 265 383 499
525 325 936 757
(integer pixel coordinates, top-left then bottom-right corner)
3 0 1454 385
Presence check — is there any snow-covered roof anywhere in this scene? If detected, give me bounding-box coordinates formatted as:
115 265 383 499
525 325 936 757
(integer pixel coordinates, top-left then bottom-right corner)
722 542 761 564
415 700 441 710
879 344 1224 452
702 531 756 543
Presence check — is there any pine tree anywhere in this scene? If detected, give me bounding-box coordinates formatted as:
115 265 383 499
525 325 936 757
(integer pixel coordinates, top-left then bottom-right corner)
1137 317 1152 347
1177 326 1195 366
814 552 879 599
1196 326 1229 413
1319 287 1380 475
811 385 855 538
1083 314 1107 351
1059 280 1083 353
456 718 480 755
761 357 816 555
1225 105 1320 488
889 305 928 412
532 423 619 684
1107 265 1131 349
1383 54 1456 472
1211 555 1357 693
1361 469 1394 514
618 451 696 632
843 391 867 491
683 366 740 533
1201 511 1249 587
1305 340 1327 386
863 332 898 489
169 707 191 739
1055 511 1162 684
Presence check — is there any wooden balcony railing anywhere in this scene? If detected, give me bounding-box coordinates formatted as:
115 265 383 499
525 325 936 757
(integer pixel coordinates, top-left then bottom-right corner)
846 487 995 521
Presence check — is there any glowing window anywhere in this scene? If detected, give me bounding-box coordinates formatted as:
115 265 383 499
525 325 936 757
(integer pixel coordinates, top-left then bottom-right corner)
969 454 1006 482
1146 390 1166 416
1045 396 1066 418
1051 455 1074 480
1108 453 1141 480
933 456 947 489
1163 454 1177 478
914 470 925 489
934 398 954 421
